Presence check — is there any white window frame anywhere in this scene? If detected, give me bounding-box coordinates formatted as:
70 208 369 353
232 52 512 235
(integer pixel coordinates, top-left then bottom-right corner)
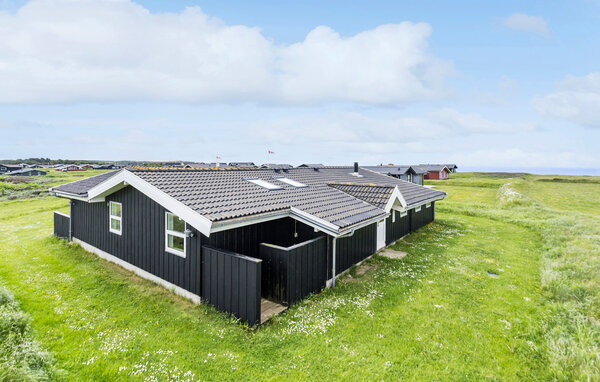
407 173 412 182
275 177 307 188
415 206 421 212
246 178 282 190
426 203 431 208
109 201 122 235
165 212 186 258
400 211 408 217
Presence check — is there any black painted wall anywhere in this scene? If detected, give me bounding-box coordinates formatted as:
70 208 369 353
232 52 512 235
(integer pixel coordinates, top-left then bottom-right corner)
410 202 435 232
331 223 377 277
385 210 411 245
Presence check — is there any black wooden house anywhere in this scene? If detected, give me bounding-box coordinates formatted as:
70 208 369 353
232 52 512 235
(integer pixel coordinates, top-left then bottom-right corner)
51 164 445 325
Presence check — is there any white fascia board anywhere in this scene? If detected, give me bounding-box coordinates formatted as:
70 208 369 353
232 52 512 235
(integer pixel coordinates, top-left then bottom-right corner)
87 170 213 237
384 186 407 213
405 193 447 210
49 189 89 202
290 207 340 233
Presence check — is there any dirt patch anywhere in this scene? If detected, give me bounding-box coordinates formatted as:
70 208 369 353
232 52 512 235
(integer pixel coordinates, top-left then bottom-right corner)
346 263 378 283
380 249 408 260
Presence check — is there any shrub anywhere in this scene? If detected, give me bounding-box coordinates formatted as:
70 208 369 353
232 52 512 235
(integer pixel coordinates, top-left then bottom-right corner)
0 285 56 381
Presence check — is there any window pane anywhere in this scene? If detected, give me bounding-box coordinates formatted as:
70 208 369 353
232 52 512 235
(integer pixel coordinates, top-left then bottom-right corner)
111 218 121 232
111 202 121 217
168 234 184 252
167 213 185 233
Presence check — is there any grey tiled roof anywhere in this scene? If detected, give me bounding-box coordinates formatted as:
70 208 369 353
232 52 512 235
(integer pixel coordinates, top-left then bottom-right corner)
6 168 47 175
328 183 394 209
52 167 445 229
52 170 121 195
418 164 450 172
363 166 413 176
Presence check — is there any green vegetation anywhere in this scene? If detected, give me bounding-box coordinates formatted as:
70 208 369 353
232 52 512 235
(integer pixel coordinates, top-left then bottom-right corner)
0 171 598 380
0 284 56 381
0 170 109 201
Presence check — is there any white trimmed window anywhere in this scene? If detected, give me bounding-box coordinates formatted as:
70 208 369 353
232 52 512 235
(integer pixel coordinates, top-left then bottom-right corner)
426 203 431 208
407 173 412 182
109 201 122 235
415 206 421 212
400 211 408 217
165 212 186 257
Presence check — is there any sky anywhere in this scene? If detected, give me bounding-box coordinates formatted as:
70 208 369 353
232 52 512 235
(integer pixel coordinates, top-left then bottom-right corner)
1 0 599 171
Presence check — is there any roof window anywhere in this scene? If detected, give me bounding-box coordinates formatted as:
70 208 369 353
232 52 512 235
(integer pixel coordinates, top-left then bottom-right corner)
246 178 282 190
275 177 307 188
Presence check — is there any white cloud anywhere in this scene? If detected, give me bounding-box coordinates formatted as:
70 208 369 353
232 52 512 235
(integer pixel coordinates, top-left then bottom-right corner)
532 72 600 127
503 13 550 37
449 148 600 168
249 108 537 146
0 0 451 104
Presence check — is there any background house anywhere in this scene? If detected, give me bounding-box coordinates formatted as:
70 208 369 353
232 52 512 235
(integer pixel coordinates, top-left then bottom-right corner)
6 168 47 176
0 164 23 174
419 164 451 180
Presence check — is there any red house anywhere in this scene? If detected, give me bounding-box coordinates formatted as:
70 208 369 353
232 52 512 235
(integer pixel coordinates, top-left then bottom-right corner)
418 165 451 180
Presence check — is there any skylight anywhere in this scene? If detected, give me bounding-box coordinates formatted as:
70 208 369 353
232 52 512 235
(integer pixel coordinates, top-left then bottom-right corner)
246 178 282 190
276 177 307 188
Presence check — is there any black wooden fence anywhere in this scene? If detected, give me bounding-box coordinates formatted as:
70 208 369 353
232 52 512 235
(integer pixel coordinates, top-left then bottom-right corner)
53 211 70 239
201 246 262 326
259 236 327 305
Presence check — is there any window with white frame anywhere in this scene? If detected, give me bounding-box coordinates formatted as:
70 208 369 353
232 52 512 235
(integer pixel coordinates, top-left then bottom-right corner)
400 211 407 217
407 173 412 182
109 201 122 235
165 212 186 256
426 203 431 208
415 206 421 212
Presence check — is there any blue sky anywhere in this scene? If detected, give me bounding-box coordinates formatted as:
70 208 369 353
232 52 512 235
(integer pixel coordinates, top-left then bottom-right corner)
1 0 599 170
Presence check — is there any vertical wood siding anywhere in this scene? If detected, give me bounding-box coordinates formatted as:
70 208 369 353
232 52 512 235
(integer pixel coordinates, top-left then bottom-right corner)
332 223 377 277
410 203 435 232
258 236 327 305
385 210 411 245
201 246 262 326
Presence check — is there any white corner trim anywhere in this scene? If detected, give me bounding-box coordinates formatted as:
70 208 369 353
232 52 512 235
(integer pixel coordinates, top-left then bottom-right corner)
384 186 407 212
72 237 201 304
86 170 213 237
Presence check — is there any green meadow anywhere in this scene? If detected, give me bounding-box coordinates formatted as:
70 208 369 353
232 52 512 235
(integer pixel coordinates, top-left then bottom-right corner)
0 171 598 380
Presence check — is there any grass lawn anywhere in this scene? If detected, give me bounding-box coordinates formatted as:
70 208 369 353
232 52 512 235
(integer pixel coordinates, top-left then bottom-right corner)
0 172 598 380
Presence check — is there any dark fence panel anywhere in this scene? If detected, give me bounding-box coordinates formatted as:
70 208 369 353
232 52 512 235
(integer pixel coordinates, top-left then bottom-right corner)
334 223 377 277
410 202 435 232
54 211 70 239
259 236 327 305
201 245 262 326
386 210 411 245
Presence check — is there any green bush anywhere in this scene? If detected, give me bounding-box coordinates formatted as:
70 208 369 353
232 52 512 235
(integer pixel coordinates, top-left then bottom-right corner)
0 285 56 381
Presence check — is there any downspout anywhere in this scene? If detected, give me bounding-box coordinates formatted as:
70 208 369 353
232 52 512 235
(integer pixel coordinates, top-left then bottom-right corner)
68 200 74 242
331 237 337 287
